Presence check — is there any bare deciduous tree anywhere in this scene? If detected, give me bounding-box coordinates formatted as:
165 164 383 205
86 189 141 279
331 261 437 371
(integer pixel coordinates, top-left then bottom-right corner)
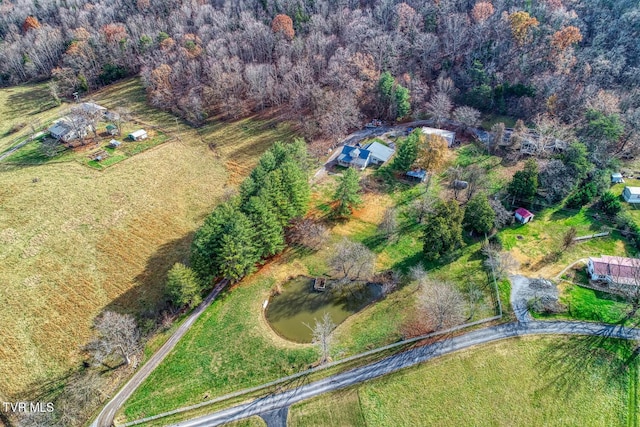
87 311 140 368
463 164 487 202
482 243 520 280
308 312 335 365
489 199 513 229
411 193 437 224
287 218 329 251
418 279 467 331
378 207 398 242
112 106 131 136
426 92 452 127
453 106 481 132
329 238 376 286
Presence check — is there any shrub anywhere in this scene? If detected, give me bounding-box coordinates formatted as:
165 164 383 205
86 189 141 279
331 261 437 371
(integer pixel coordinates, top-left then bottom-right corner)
599 191 621 216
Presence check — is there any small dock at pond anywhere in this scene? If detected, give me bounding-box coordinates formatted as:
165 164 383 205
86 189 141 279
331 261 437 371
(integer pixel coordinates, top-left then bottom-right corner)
313 277 327 292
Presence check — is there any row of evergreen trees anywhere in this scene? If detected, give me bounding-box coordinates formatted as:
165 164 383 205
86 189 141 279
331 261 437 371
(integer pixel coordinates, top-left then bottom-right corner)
191 140 310 283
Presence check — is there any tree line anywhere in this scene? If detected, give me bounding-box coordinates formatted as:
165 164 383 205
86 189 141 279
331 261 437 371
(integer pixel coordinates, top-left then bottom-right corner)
190 139 310 285
0 0 638 146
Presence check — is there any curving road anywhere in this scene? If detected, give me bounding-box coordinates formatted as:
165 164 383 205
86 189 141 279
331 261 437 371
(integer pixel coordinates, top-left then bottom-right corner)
91 280 227 427
169 320 640 427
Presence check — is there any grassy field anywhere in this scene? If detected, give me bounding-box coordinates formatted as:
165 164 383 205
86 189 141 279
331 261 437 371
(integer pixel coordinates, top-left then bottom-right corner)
289 336 636 427
120 162 505 422
0 78 295 399
0 83 66 154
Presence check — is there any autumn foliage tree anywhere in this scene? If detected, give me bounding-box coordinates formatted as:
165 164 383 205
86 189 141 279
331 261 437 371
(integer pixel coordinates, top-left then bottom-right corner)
22 16 41 32
551 26 583 51
509 11 539 44
471 2 495 24
416 133 448 172
271 14 295 40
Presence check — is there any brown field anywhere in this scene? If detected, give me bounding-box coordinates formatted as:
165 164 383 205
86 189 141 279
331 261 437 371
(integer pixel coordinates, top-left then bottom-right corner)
0 78 295 399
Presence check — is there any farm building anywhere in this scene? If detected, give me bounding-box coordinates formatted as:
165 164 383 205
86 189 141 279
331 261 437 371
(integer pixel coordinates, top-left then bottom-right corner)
48 120 73 140
421 127 456 147
48 118 87 142
514 207 534 224
337 146 370 169
611 173 624 183
128 129 148 141
106 124 118 136
623 187 640 203
77 102 107 116
405 169 427 183
108 139 121 148
588 255 640 286
363 141 395 165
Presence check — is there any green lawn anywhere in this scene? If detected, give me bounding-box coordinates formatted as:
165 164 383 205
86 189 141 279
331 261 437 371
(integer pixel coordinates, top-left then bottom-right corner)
120 275 317 421
223 417 266 427
533 284 640 327
498 205 632 277
289 337 636 427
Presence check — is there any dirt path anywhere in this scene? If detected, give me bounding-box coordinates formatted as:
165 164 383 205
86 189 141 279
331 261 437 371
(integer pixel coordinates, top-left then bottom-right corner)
90 280 228 427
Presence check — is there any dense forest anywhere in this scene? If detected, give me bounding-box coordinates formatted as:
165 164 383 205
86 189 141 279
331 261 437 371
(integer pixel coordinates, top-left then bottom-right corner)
0 0 639 145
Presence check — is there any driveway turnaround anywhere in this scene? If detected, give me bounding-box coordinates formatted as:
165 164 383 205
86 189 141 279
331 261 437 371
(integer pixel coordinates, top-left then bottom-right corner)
169 321 640 427
91 280 227 427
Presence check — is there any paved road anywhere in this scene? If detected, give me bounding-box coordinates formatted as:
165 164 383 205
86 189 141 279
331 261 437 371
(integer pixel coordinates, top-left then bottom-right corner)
91 280 228 427
169 320 640 427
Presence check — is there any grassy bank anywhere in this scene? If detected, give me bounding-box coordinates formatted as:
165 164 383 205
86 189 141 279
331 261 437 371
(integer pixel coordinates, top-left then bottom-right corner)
0 78 295 398
289 336 636 427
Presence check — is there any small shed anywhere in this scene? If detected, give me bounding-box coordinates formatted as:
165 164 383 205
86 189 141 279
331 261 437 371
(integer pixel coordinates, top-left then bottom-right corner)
128 129 148 141
106 124 118 136
108 139 121 148
611 173 624 184
515 207 534 224
623 187 640 203
405 169 427 183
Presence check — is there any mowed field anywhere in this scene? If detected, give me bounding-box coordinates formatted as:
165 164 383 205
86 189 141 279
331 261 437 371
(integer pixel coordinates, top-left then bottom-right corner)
289 336 636 427
0 78 295 399
0 83 66 154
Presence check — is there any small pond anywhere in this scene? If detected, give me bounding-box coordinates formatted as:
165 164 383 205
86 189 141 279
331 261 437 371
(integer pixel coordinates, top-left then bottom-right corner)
265 276 381 343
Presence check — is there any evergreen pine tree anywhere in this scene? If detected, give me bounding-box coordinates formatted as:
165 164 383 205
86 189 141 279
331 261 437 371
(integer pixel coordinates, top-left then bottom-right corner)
423 200 464 261
395 84 411 118
217 212 259 282
333 168 362 217
391 130 419 172
507 159 538 205
190 202 238 282
166 263 202 309
243 195 285 258
463 194 495 235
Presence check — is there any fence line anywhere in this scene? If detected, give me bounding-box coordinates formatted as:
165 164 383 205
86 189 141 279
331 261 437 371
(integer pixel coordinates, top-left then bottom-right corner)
573 232 610 241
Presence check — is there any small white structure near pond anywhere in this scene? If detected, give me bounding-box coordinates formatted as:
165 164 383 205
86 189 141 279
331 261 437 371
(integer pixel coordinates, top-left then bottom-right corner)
611 173 624 183
623 186 640 203
128 129 148 141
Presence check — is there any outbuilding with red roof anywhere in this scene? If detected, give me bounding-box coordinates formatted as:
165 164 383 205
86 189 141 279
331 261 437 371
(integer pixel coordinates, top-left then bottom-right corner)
514 207 534 224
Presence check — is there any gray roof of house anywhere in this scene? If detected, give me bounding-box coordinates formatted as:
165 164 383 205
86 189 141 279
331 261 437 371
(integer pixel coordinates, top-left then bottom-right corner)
48 121 72 136
363 141 395 162
612 173 623 178
625 186 640 195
